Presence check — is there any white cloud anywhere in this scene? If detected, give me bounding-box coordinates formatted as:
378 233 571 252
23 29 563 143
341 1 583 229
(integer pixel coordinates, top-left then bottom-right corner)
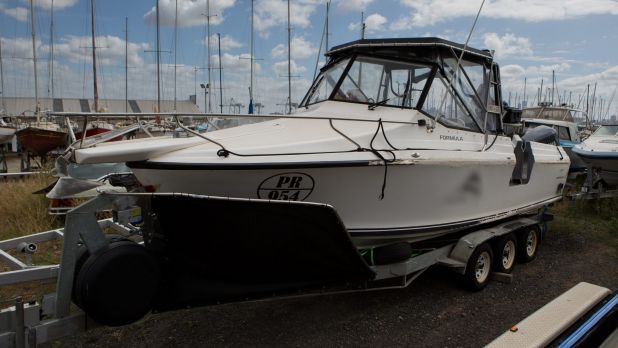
202 34 242 51
36 0 80 10
2 7 29 22
144 0 237 27
349 13 387 33
273 60 306 76
271 36 317 59
337 0 374 11
49 35 150 67
254 0 320 34
392 0 618 28
483 33 532 59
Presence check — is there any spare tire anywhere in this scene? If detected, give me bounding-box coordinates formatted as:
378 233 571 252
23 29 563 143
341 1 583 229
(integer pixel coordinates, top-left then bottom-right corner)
73 240 160 326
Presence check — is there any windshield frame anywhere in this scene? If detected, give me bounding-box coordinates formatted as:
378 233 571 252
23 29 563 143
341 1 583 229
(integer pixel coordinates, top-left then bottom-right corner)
300 52 493 134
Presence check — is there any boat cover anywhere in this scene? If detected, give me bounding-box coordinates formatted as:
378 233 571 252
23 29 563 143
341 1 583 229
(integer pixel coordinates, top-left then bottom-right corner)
147 194 375 311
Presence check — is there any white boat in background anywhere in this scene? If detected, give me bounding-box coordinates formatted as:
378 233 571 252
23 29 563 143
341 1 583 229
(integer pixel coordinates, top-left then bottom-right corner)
63 38 570 248
522 104 586 171
572 125 618 187
0 118 15 144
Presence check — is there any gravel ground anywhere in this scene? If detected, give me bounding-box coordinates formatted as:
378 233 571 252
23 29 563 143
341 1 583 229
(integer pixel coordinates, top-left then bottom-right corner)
47 226 618 348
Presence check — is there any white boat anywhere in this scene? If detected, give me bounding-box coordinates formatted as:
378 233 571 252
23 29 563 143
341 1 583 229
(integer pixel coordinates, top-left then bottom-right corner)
0 118 15 144
66 38 571 248
521 104 586 171
572 125 618 187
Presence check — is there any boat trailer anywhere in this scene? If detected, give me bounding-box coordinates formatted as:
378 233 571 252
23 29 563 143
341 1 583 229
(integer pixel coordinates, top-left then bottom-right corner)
0 192 552 347
568 165 618 200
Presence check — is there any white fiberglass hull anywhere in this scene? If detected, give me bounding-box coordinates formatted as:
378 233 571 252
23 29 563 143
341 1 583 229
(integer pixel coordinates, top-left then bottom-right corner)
128 147 568 247
74 103 570 247
0 126 15 144
573 135 618 187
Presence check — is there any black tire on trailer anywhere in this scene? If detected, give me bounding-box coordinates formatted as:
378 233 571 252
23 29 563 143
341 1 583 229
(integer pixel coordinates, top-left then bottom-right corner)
464 243 493 291
72 235 131 307
362 242 413 266
73 240 160 326
492 233 518 274
517 225 541 263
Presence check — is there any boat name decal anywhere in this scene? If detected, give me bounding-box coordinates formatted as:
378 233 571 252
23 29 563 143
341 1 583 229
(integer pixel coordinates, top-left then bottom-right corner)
440 135 464 141
258 172 315 201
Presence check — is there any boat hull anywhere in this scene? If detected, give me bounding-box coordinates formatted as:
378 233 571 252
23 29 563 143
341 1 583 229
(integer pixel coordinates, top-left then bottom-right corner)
74 127 122 142
16 127 67 157
0 126 15 144
128 151 568 248
571 147 618 186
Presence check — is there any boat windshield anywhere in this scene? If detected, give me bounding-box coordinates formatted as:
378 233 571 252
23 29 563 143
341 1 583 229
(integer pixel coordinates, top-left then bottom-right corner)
303 56 432 109
592 125 618 137
303 58 350 105
522 107 575 122
301 51 498 133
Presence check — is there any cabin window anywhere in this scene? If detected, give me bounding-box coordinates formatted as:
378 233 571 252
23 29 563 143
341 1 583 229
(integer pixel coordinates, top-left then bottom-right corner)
557 126 571 141
304 58 350 106
332 56 432 109
421 72 481 132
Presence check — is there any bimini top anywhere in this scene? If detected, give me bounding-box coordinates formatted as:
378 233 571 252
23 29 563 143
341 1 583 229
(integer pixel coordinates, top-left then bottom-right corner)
326 37 493 61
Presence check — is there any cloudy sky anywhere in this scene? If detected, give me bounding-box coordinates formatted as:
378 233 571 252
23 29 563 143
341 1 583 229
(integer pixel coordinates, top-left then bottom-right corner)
0 0 617 116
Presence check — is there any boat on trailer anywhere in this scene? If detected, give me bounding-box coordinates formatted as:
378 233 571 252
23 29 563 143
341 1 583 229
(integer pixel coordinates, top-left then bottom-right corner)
572 124 618 188
64 37 570 248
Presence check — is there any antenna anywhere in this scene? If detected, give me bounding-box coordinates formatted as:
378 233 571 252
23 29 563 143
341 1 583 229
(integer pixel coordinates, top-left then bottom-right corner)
360 12 366 39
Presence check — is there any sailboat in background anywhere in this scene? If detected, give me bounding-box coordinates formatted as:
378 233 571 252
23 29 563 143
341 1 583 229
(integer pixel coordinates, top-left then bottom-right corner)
73 0 115 141
0 28 16 145
15 0 67 158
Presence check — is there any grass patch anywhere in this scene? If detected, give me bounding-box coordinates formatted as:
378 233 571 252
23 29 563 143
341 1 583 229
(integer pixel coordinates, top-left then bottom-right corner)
551 196 618 258
0 173 63 304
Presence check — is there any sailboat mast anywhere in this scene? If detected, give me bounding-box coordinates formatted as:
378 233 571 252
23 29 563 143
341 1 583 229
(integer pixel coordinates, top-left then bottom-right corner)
0 29 6 114
174 0 178 111
91 0 99 112
156 0 161 112
50 0 54 99
522 77 526 107
29 0 39 119
218 32 223 113
325 1 329 51
287 0 292 114
125 17 128 113
249 0 254 114
207 0 211 113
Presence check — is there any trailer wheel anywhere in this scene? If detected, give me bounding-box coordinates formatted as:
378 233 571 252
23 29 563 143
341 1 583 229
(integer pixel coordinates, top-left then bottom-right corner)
74 240 160 326
464 243 493 291
492 233 517 273
517 226 540 263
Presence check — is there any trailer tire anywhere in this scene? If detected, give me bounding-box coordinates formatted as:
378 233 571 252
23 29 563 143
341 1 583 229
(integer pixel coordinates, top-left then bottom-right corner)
74 240 160 326
362 242 412 265
72 235 131 308
517 226 540 263
464 243 493 291
492 233 517 274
